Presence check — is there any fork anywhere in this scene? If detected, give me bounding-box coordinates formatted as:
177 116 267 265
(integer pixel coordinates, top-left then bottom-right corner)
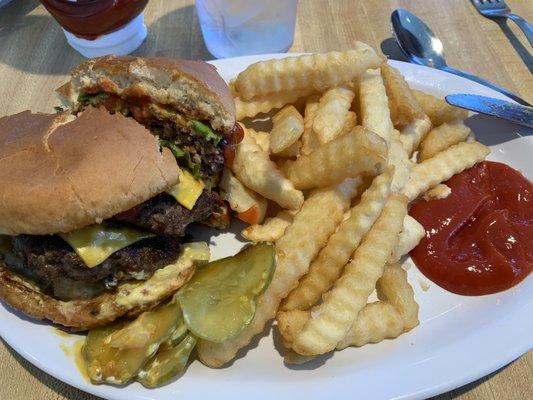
471 0 533 46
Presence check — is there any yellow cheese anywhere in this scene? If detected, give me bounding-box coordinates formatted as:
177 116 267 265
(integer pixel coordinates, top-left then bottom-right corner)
167 169 204 210
60 225 155 268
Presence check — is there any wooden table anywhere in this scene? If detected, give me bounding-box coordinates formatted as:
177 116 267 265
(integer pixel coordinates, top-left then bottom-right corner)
0 0 531 399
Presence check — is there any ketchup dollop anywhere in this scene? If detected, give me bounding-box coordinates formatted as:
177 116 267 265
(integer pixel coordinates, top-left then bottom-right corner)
40 0 149 40
410 161 532 296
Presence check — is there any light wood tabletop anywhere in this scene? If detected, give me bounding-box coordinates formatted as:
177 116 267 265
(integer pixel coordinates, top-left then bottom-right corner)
0 0 531 399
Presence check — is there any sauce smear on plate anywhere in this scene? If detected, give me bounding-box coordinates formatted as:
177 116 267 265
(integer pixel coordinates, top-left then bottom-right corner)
410 161 532 295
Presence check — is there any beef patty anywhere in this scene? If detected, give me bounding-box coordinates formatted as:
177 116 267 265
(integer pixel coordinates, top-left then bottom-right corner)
116 191 226 237
2 191 225 301
9 234 181 288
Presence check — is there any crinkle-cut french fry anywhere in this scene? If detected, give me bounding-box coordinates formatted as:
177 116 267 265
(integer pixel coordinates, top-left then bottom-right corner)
270 106 305 154
359 69 393 146
275 140 301 159
279 301 404 353
412 90 469 126
284 350 316 365
281 169 393 311
234 43 384 100
313 86 355 144
241 210 295 243
197 185 356 367
283 127 388 190
219 169 267 224
423 183 451 201
399 115 432 156
402 141 490 202
232 130 304 210
301 97 321 155
418 121 471 161
389 215 425 262
336 302 404 349
381 65 425 128
377 264 419 330
338 111 357 137
389 130 412 193
245 128 270 152
289 194 408 355
234 89 312 120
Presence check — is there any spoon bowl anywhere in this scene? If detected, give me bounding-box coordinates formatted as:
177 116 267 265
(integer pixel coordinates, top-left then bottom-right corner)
391 8 531 106
391 9 447 68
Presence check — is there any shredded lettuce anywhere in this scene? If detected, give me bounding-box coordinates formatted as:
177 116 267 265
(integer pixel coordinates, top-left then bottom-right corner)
159 140 201 179
77 91 108 106
191 120 222 146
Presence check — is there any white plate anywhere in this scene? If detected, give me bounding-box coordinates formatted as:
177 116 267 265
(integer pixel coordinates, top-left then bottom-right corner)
1 56 532 400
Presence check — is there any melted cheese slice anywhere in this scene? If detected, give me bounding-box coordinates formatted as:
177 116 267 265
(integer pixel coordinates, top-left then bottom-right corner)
167 169 204 210
60 225 155 268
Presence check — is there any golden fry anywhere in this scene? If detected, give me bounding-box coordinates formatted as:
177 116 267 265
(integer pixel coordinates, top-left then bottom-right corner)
281 169 393 311
283 127 388 190
300 97 321 155
399 115 432 156
377 264 419 330
234 89 312 120
245 128 270 152
381 65 425 128
232 130 304 209
219 169 267 224
338 111 357 137
235 43 384 100
412 90 469 126
275 140 301 158
336 302 404 349
289 194 408 355
403 141 490 201
389 215 425 263
197 185 356 367
270 106 305 154
418 121 471 161
389 130 412 192
241 210 295 243
423 183 451 201
359 69 393 146
313 86 355 144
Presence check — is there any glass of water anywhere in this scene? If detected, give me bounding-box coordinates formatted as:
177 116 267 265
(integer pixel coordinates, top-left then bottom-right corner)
195 0 298 59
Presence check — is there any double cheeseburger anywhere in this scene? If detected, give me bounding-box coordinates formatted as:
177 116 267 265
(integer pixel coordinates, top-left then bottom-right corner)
0 56 240 330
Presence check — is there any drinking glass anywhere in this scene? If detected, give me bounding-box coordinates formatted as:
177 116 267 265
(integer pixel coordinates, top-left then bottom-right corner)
195 0 298 59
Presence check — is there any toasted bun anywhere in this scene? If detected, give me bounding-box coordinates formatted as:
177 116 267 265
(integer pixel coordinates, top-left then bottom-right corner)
0 257 195 331
57 55 236 134
0 107 179 235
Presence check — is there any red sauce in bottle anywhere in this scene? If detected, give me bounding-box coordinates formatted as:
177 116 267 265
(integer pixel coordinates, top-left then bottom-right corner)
40 0 149 40
410 161 532 296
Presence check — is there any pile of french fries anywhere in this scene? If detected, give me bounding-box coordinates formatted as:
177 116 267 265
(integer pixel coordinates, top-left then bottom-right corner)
214 42 490 367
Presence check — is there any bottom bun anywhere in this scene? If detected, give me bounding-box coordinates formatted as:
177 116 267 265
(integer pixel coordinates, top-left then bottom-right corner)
0 246 206 331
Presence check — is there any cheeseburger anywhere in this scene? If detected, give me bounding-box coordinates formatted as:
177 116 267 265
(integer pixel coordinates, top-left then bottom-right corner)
0 56 238 330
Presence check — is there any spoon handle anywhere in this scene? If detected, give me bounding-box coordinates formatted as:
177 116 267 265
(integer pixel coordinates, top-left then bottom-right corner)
439 66 531 106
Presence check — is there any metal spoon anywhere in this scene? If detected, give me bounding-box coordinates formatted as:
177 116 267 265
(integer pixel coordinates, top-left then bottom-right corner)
391 8 531 106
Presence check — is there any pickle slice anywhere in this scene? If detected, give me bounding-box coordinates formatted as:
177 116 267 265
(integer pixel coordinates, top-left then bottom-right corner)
159 318 188 352
177 243 275 343
83 299 182 385
137 334 197 388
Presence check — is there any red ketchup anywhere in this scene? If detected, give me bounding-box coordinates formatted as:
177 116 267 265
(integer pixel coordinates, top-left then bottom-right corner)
40 0 149 40
410 161 532 296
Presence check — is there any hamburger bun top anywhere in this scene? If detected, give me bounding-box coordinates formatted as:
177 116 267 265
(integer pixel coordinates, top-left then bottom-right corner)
57 55 236 134
0 107 179 235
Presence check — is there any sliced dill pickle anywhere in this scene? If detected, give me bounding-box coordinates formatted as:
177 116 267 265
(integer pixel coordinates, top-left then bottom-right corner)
159 320 188 351
83 299 182 385
137 334 197 388
177 243 275 343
